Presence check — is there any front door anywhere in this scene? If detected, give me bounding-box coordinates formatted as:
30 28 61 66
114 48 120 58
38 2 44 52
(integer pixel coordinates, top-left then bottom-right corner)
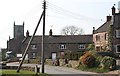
52 52 57 61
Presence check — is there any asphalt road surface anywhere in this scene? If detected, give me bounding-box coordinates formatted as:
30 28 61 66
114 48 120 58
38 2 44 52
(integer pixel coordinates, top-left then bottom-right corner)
7 62 120 76
7 62 96 74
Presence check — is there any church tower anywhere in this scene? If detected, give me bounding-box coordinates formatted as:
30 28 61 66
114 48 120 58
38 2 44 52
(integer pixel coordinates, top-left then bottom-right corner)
14 21 24 39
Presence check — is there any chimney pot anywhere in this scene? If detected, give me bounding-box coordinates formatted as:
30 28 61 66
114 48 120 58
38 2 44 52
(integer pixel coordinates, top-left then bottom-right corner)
106 16 112 22
49 29 52 36
112 6 116 15
26 30 29 37
93 27 95 34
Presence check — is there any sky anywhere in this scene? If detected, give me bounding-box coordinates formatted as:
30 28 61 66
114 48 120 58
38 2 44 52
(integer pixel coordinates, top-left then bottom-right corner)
0 0 120 48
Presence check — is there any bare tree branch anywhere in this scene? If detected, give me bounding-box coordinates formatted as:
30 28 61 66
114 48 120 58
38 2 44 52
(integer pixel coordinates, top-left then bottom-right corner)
61 25 84 35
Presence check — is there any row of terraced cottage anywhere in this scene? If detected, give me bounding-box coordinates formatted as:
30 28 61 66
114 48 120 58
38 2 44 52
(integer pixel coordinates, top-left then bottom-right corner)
7 6 120 60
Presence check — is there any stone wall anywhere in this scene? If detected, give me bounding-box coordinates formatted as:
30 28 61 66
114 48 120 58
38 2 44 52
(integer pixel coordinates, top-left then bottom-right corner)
45 59 53 65
68 60 79 68
45 59 79 68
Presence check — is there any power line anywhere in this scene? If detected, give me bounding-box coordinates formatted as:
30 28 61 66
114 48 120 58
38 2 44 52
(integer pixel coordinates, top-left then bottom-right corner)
46 1 101 22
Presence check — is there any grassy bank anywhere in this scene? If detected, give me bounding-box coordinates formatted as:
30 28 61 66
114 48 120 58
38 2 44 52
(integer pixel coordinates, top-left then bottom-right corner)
0 70 50 76
77 64 110 73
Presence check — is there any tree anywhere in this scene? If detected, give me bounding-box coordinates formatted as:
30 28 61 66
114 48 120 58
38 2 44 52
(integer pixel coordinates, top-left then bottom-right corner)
0 48 7 61
61 25 84 35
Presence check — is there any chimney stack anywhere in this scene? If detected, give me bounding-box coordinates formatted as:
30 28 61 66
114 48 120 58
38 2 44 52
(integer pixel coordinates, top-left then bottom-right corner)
26 30 29 37
112 6 116 15
106 16 112 22
49 29 52 36
93 27 95 34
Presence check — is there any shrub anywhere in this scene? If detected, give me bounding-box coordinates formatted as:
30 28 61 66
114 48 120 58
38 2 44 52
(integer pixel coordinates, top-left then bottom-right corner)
87 44 95 51
79 51 96 68
66 64 72 68
65 51 84 60
95 55 103 67
77 64 109 73
100 56 116 70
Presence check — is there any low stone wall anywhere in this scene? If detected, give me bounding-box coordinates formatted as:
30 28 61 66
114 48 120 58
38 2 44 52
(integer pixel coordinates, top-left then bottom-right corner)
59 59 65 66
6 66 18 69
21 66 35 72
45 59 53 65
45 59 79 68
59 59 79 68
68 60 79 68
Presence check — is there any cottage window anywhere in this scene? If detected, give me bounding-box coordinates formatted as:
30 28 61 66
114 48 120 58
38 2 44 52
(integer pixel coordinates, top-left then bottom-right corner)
59 44 66 49
31 44 37 49
116 44 120 53
31 52 36 59
96 46 101 52
32 52 36 58
116 30 120 38
79 44 85 49
105 33 108 40
96 35 100 41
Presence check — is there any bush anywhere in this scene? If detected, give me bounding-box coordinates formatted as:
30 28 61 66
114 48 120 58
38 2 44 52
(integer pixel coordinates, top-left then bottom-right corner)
64 51 84 60
80 51 96 68
77 64 109 73
100 56 116 70
23 59 40 64
66 64 72 67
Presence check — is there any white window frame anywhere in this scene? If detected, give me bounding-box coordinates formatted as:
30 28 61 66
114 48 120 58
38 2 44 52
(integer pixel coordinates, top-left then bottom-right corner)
116 44 120 53
59 44 66 49
105 33 108 40
116 30 120 38
96 35 100 41
32 52 36 58
31 44 37 49
78 44 85 49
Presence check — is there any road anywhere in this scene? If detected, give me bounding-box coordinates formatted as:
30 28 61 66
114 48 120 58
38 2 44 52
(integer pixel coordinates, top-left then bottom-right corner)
7 62 120 76
7 62 96 74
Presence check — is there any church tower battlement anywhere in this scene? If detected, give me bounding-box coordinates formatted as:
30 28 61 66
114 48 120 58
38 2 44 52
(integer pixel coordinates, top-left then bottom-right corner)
14 21 24 39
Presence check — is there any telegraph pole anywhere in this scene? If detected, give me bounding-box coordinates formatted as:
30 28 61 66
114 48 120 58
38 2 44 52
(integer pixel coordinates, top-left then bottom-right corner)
41 0 46 73
16 11 44 73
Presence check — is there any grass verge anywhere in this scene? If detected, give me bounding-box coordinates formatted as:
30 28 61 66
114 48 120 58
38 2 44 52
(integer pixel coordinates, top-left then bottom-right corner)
77 64 110 73
0 70 51 76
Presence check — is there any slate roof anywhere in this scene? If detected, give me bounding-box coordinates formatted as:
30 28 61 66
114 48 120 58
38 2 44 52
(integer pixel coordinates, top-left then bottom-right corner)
24 35 93 44
94 21 112 33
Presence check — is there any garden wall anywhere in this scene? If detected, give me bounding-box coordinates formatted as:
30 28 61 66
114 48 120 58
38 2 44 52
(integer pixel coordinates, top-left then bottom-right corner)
68 60 79 68
45 59 79 68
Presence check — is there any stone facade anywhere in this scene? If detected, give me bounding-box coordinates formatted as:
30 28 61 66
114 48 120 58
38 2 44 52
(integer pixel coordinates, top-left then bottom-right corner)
7 22 24 54
22 35 92 59
93 6 120 57
93 32 108 52
7 22 93 59
93 15 112 52
111 13 120 57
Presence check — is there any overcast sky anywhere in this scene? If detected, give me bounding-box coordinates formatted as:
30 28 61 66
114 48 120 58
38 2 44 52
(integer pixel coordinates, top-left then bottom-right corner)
0 0 119 48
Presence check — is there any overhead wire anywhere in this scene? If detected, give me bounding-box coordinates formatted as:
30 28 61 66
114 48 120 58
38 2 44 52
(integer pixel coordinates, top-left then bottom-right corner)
46 1 101 22
47 2 83 20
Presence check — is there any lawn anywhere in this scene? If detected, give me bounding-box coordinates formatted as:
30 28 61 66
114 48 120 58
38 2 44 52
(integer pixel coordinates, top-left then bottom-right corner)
0 70 51 76
77 64 110 73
